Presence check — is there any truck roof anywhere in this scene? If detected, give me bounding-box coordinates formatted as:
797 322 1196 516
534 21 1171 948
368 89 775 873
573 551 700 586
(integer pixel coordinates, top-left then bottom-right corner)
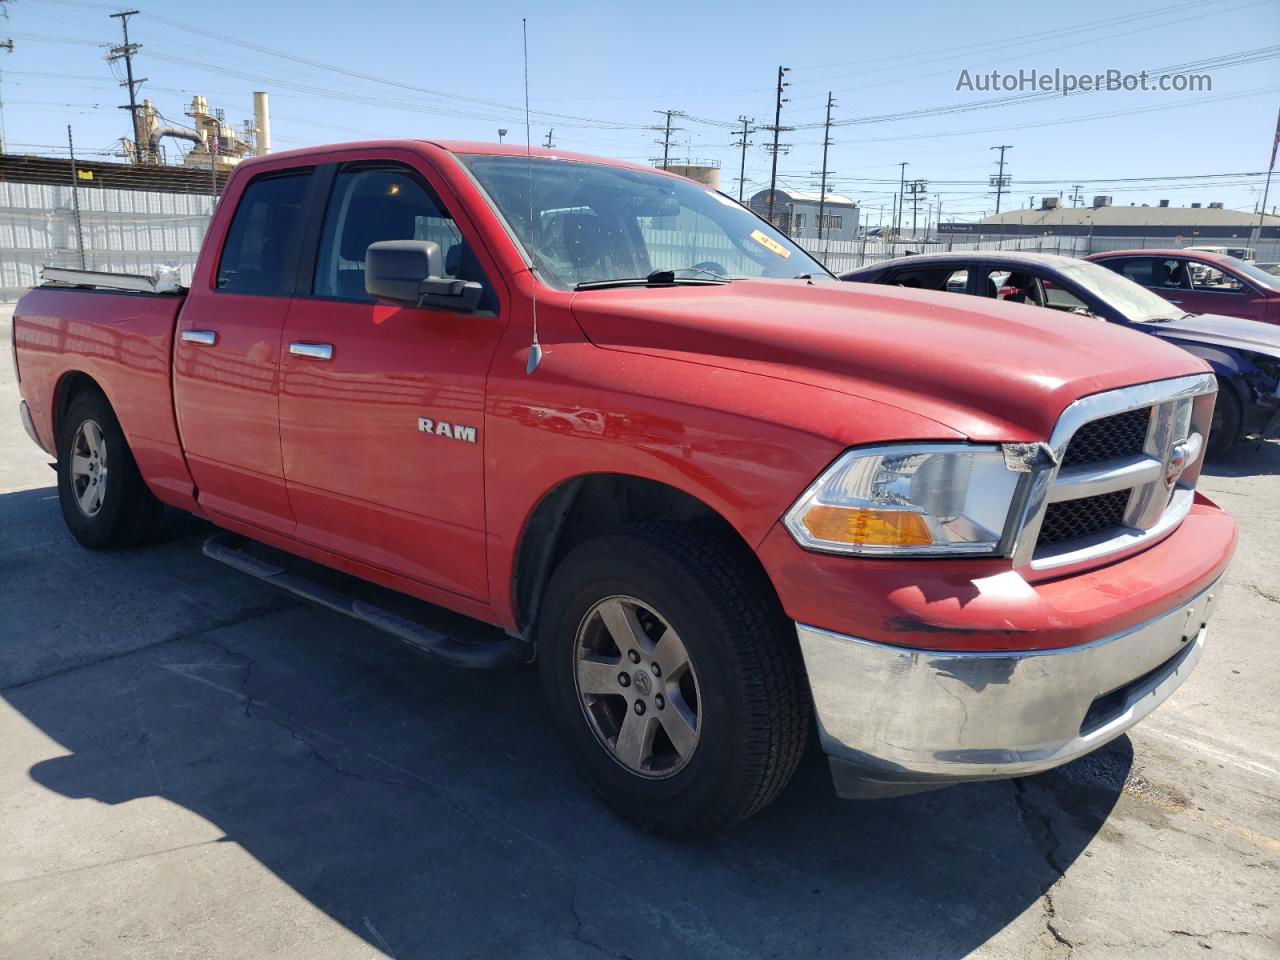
232 139 684 180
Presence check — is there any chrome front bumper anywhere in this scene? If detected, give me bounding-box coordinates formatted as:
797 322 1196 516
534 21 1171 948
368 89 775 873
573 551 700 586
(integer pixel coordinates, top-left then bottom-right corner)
797 581 1219 798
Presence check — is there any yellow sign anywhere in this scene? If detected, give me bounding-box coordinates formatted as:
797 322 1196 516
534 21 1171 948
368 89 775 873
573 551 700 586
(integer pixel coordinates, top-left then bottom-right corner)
76 170 93 180
750 229 790 258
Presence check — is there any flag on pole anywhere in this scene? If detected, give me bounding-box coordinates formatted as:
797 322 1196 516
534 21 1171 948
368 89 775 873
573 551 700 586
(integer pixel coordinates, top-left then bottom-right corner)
209 128 220 158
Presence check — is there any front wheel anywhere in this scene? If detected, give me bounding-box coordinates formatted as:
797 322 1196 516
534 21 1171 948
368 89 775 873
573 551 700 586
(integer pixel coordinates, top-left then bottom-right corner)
1207 378 1242 460
538 522 810 836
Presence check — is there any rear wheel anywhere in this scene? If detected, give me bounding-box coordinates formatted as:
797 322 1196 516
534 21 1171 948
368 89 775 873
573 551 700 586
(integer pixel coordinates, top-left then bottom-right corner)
538 521 810 836
1207 377 1242 460
56 390 162 548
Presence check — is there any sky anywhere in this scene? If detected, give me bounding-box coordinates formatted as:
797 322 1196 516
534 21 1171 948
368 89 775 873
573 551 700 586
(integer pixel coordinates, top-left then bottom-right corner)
2 0 1278 222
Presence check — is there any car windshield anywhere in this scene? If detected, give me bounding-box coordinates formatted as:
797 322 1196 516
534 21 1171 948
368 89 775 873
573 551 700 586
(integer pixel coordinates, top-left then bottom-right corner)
1216 255 1280 292
458 155 830 290
1055 258 1186 322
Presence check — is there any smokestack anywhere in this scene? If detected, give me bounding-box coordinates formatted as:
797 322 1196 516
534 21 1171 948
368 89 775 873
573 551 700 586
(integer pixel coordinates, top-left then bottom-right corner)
253 91 271 156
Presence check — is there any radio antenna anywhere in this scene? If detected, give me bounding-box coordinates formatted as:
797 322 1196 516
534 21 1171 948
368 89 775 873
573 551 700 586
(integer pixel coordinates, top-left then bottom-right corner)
522 17 543 375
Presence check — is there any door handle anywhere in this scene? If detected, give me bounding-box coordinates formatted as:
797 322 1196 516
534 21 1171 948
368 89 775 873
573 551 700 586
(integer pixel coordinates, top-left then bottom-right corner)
289 342 334 361
181 329 217 346
1165 300 1182 304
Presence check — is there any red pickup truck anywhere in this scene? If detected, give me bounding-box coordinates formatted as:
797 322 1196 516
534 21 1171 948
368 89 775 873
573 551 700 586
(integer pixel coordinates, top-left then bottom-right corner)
13 141 1236 836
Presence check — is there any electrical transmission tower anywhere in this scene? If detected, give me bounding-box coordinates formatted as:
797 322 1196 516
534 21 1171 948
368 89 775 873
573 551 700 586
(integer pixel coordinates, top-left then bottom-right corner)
989 144 1012 214
762 66 792 230
653 110 684 170
732 116 753 202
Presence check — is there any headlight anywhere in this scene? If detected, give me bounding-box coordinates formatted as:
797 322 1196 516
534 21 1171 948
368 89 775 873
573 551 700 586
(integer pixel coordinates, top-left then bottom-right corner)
784 444 1022 556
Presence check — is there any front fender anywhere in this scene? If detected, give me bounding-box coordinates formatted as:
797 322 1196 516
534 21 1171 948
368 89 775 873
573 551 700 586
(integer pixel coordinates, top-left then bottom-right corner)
482 343 965 629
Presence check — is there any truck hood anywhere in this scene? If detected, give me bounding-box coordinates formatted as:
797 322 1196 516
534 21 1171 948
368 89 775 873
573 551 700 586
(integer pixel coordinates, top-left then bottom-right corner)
569 278 1205 442
1145 312 1280 359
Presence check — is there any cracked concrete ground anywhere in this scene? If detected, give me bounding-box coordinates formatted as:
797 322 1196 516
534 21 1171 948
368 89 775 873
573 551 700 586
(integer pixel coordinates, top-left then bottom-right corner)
2 305 1277 959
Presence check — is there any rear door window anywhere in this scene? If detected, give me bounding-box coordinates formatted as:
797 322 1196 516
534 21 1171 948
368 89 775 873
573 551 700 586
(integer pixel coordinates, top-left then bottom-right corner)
216 170 312 296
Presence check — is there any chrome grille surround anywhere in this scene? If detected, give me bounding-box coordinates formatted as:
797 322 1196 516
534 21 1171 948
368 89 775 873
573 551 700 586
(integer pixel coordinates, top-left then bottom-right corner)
1009 373 1218 577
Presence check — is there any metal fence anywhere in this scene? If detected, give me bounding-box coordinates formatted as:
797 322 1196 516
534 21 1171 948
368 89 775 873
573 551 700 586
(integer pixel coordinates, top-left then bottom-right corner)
2 178 1277 300
805 234 1280 275
0 181 212 301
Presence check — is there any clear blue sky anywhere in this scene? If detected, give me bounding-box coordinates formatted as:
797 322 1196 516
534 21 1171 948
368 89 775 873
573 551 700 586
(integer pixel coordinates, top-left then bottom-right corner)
4 0 1278 220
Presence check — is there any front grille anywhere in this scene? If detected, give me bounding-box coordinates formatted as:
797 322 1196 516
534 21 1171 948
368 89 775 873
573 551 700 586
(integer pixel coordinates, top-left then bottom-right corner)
1037 490 1131 546
1020 376 1215 570
1060 407 1151 467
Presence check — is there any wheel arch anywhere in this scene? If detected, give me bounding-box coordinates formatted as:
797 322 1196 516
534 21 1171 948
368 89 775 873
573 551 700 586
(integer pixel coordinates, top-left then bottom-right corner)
51 370 109 445
511 473 774 638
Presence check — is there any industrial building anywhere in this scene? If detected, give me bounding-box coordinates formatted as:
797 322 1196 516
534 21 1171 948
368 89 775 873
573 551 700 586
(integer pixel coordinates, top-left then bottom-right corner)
942 195 1280 241
0 92 272 300
748 188 860 242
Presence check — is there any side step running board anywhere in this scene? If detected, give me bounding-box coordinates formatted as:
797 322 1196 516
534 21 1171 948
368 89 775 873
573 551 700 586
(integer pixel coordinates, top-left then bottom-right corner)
202 532 529 669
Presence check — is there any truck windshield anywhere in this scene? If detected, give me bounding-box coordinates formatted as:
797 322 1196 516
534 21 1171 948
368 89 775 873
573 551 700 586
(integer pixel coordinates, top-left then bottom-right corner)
1054 259 1187 323
458 155 831 290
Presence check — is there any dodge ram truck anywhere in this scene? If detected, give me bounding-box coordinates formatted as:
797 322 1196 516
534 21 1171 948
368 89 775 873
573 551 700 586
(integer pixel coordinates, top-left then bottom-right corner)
13 140 1236 836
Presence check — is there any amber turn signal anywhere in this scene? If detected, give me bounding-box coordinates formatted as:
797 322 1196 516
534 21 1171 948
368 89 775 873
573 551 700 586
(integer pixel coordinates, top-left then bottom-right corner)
800 506 933 548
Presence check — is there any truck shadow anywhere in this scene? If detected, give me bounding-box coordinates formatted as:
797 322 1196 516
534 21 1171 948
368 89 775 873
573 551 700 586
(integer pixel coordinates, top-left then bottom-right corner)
1204 436 1280 478
4 489 1129 959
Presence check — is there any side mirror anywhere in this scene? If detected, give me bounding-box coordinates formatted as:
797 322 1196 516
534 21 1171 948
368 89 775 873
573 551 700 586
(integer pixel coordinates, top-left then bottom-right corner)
365 240 485 312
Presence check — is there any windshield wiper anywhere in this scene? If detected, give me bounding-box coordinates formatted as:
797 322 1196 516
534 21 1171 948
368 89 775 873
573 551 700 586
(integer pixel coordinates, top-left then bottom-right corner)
574 268 731 291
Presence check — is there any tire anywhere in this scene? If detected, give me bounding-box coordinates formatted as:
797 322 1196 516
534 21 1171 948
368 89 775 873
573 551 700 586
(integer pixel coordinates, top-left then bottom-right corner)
537 521 810 837
1207 377 1242 461
56 389 162 549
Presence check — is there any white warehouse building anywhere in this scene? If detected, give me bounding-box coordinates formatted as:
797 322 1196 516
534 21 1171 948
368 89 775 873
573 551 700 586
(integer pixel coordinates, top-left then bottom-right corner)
749 188 860 242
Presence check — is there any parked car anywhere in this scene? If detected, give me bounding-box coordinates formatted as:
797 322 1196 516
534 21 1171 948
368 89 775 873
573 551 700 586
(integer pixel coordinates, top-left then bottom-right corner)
842 251 1280 456
14 141 1235 836
1085 248 1280 325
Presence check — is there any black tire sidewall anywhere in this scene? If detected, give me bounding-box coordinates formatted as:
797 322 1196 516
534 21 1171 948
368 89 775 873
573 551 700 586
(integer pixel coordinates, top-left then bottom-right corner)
57 392 132 548
538 533 769 834
1208 377 1242 459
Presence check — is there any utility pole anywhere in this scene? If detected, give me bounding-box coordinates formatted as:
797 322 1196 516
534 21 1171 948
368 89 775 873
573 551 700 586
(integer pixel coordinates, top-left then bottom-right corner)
907 179 928 237
990 144 1012 214
764 66 791 229
0 36 12 154
654 110 684 171
1069 183 1084 207
108 10 147 164
732 115 753 202
543 128 554 149
935 193 943 240
1250 107 1278 248
895 162 908 238
67 125 87 269
816 92 836 247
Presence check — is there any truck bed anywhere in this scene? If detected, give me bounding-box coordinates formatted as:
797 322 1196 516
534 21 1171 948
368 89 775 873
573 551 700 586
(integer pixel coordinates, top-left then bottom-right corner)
14 285 196 508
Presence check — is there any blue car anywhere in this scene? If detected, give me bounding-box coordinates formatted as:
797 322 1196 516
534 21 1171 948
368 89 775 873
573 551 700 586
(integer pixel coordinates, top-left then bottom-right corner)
841 251 1280 456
